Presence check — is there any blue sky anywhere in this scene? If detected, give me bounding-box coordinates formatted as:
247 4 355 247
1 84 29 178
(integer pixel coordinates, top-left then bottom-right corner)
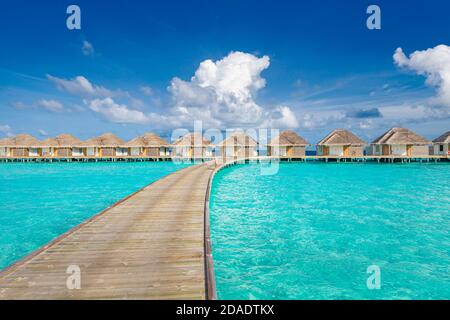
1 0 449 143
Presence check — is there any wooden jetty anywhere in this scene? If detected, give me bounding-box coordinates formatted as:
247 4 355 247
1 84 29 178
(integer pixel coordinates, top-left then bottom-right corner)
0 162 216 299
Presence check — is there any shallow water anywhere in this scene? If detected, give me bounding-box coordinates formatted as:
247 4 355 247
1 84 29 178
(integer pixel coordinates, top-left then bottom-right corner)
0 161 189 270
210 162 450 299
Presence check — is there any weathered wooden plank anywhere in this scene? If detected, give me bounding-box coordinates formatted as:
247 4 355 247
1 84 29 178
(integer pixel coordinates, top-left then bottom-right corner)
0 162 216 300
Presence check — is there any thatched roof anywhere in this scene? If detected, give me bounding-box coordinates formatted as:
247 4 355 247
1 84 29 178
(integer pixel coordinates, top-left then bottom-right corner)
372 127 430 145
268 130 309 146
55 134 82 147
80 137 100 147
432 131 450 143
0 137 13 147
217 131 258 147
317 129 365 146
41 137 59 147
8 134 42 147
81 133 125 147
125 133 169 147
172 133 212 147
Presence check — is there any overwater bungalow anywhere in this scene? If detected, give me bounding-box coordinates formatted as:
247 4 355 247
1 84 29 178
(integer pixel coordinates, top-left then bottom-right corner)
0 137 12 157
100 133 126 157
432 131 450 156
267 130 309 158
7 134 42 157
371 127 430 157
82 133 125 157
125 133 170 157
172 133 213 158
217 131 259 159
54 134 82 157
79 138 98 157
317 129 365 157
41 137 59 157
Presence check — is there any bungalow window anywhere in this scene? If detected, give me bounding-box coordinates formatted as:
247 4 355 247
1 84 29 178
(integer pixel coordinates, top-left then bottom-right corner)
116 148 128 156
72 148 83 156
29 148 39 157
159 147 167 156
439 145 444 152
86 147 96 156
375 145 380 153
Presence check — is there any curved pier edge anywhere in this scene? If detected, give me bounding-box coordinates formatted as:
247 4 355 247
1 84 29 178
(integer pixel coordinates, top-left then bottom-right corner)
203 159 242 300
203 166 216 300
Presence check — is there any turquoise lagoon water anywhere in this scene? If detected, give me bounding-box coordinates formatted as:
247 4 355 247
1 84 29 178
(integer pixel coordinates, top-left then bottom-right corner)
0 161 189 270
210 162 450 299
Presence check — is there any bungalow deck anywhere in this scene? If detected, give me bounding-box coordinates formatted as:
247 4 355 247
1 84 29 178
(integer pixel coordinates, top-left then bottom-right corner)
222 155 449 164
0 156 215 162
0 155 448 163
0 162 217 299
274 155 449 163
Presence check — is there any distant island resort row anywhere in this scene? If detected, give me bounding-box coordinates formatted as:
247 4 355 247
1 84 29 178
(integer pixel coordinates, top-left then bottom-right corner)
0 127 449 162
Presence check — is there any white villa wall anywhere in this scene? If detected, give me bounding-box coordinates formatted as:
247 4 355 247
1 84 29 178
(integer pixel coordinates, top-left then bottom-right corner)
434 144 449 155
270 146 287 156
41 147 53 157
130 147 141 156
372 145 382 155
221 146 256 158
317 145 344 156
86 147 96 157
329 146 343 156
0 147 7 157
224 147 234 157
391 144 407 156
373 144 430 156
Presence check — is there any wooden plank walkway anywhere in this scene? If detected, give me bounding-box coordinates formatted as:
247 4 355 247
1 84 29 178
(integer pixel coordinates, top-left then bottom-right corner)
0 162 216 299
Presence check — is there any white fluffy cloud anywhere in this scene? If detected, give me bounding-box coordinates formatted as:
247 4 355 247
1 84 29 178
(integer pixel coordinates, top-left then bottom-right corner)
168 51 298 128
37 99 65 112
262 106 299 128
47 75 126 98
394 45 450 107
52 52 299 129
87 98 151 124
